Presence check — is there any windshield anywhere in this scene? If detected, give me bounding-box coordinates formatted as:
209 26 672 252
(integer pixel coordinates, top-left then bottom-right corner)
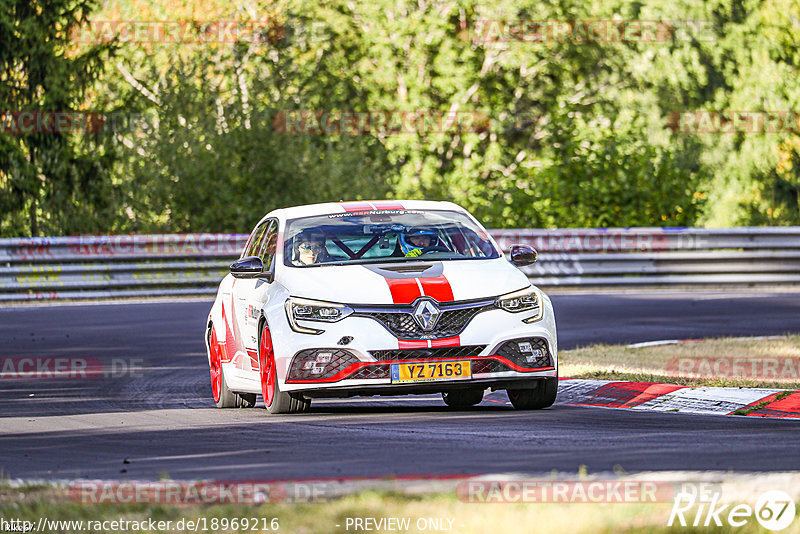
283 209 500 267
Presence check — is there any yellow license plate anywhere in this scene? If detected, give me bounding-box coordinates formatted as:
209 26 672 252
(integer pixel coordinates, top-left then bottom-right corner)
390 360 472 383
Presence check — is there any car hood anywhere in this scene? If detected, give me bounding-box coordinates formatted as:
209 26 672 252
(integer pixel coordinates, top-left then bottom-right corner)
278 258 531 305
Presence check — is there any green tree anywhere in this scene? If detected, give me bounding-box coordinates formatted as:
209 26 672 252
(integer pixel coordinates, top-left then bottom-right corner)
0 0 116 236
91 1 394 232
6 0 799 236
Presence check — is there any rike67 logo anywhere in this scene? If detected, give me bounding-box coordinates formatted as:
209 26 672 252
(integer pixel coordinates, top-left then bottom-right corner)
669 485 796 531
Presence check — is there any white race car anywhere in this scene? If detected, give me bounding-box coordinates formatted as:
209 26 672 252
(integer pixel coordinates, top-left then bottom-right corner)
205 200 557 413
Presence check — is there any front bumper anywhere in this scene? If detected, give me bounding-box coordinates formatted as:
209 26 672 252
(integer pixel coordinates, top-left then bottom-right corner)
298 376 556 399
274 302 558 396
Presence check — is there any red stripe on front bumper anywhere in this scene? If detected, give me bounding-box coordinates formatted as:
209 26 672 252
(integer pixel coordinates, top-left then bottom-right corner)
398 339 428 349
430 336 460 347
474 355 555 374
397 337 460 349
286 355 554 384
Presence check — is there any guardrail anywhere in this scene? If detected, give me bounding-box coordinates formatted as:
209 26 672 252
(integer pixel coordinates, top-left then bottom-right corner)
492 227 800 287
1 227 799 301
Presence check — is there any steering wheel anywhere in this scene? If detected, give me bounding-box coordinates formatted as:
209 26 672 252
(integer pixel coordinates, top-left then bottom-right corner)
420 245 450 254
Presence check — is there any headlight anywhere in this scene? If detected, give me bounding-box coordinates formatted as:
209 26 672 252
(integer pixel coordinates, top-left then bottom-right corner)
285 297 354 334
496 287 543 323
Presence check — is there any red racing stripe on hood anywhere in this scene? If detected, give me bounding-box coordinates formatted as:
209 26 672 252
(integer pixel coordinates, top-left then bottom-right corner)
420 275 454 303
385 278 422 304
384 274 455 304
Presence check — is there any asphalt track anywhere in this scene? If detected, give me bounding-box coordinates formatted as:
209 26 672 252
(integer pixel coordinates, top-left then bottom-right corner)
1 291 799 480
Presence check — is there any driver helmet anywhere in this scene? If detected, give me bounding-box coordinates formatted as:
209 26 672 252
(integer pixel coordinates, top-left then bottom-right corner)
399 228 439 255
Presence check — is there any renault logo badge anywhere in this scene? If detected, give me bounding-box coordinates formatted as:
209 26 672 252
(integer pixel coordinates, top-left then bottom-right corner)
413 300 440 331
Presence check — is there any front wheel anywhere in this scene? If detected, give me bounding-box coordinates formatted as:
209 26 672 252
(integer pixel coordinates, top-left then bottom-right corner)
259 322 310 414
507 377 558 410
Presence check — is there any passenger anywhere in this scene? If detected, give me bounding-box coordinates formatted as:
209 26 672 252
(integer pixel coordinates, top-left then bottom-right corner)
293 232 326 265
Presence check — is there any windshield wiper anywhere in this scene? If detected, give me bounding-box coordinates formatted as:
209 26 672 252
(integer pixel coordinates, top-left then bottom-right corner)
315 254 469 267
317 257 412 266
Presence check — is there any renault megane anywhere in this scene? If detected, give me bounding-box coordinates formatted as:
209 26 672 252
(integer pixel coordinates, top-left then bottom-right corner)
205 200 557 413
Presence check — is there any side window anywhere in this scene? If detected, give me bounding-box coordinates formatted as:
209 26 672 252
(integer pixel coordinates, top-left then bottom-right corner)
258 220 278 270
243 221 269 258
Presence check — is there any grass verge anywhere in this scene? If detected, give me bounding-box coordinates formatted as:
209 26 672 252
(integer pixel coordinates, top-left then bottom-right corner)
3 475 800 534
559 335 800 389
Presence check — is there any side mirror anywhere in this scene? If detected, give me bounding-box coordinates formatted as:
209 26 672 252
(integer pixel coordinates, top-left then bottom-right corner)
230 256 265 279
509 244 538 267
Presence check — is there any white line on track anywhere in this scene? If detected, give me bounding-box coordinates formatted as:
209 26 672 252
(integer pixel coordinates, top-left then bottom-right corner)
627 335 785 348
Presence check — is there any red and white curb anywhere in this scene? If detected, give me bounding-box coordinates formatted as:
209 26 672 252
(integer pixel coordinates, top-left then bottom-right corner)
556 379 800 418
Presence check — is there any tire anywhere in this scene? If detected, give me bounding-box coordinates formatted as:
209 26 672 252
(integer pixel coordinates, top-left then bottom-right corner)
209 327 257 408
442 389 484 408
259 321 310 414
507 377 558 410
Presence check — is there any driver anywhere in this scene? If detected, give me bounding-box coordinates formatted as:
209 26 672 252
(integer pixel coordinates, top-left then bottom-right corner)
293 231 326 266
399 228 440 257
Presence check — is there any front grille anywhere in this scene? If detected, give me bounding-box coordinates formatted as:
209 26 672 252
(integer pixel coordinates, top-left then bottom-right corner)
348 365 391 379
355 302 495 340
370 345 487 362
493 337 553 368
287 349 360 381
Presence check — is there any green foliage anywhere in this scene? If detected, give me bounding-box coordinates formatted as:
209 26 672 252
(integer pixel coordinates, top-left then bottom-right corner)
1 0 798 236
0 0 117 236
90 2 393 232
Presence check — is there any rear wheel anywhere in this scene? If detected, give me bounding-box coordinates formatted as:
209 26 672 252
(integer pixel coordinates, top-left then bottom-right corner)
208 327 255 408
259 322 309 414
507 377 558 410
442 389 484 408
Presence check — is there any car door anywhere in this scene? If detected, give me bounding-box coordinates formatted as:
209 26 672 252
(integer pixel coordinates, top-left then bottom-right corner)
225 219 270 383
231 218 277 381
